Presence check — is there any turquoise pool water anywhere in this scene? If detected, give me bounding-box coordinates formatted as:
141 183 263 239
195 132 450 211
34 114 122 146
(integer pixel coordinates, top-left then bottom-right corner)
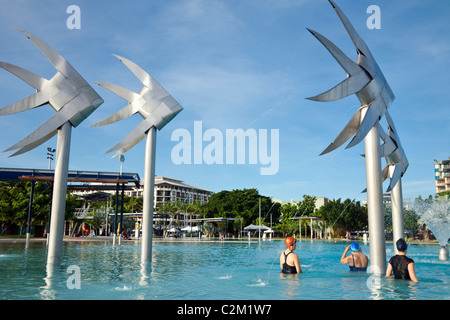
0 239 448 300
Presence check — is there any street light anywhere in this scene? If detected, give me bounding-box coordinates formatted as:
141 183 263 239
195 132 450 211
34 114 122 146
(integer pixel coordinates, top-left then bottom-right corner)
47 147 56 169
119 154 125 175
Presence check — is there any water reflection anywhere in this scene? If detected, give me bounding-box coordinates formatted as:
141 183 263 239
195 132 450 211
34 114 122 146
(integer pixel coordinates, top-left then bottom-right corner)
339 273 369 300
41 262 67 300
139 260 152 287
41 271 58 300
279 273 301 299
371 278 420 300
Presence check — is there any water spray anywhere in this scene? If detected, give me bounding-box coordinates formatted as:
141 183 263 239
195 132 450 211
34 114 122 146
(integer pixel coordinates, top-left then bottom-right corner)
413 197 449 261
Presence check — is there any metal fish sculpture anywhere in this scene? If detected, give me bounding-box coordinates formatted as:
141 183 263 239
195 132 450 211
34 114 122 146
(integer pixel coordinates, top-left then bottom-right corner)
307 0 395 155
0 29 103 157
361 112 409 193
379 111 408 192
91 55 182 157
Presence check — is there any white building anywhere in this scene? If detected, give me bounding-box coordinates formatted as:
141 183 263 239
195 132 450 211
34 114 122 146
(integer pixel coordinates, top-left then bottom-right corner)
125 176 213 205
72 176 213 206
435 158 450 194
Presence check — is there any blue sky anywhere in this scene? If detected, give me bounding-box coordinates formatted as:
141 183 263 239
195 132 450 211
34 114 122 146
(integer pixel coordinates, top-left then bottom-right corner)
0 0 449 203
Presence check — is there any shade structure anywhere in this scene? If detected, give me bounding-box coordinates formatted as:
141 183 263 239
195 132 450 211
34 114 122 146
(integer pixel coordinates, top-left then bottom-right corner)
290 216 322 240
181 226 199 233
244 224 270 231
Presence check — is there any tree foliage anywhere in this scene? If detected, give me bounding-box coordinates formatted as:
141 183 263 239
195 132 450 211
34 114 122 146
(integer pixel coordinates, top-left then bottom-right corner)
155 199 203 217
436 191 450 199
0 181 54 226
384 206 420 239
316 198 367 237
201 188 281 232
0 181 81 232
1 177 443 240
274 195 317 237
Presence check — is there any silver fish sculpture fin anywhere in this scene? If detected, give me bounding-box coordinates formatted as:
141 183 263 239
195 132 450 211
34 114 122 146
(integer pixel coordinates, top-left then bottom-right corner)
0 30 103 157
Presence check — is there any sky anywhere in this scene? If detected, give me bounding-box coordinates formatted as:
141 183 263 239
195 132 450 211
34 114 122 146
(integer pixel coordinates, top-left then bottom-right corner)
0 0 449 204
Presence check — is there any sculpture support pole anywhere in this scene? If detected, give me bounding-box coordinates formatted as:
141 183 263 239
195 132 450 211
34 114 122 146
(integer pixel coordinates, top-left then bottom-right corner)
91 55 181 265
25 180 35 249
363 109 386 274
46 122 71 271
306 0 400 272
141 126 156 265
391 178 404 254
113 183 119 246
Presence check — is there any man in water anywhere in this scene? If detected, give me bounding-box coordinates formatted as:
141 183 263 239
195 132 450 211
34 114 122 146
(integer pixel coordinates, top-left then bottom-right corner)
280 237 302 274
386 238 418 282
340 242 368 272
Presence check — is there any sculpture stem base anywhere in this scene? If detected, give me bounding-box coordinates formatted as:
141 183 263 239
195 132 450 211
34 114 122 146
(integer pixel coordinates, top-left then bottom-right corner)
47 122 71 270
141 126 156 265
439 246 449 261
363 109 386 274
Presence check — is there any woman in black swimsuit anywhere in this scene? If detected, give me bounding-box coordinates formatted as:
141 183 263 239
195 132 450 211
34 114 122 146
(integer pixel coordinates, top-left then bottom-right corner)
280 237 302 274
386 238 418 282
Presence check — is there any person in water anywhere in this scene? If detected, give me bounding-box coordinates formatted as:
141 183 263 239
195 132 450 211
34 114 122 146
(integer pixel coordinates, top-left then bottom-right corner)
280 237 302 274
386 238 418 282
340 242 368 272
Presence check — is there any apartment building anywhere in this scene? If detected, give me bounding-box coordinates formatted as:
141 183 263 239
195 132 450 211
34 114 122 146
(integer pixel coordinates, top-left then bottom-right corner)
435 158 450 194
125 176 213 205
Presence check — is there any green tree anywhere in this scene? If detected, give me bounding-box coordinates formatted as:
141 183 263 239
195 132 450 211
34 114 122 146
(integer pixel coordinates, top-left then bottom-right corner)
274 195 317 237
316 198 367 237
201 188 281 234
384 206 419 239
186 200 203 218
0 181 81 235
436 191 450 199
1 182 30 226
403 208 420 238
124 195 143 213
274 203 298 236
0 181 57 225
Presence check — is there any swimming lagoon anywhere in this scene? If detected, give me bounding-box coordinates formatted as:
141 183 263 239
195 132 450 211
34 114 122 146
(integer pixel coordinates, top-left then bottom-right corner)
0 239 448 300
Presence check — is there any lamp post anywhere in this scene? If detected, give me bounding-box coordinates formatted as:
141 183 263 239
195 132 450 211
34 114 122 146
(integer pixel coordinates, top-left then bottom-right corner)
45 147 55 246
119 155 125 175
47 147 56 170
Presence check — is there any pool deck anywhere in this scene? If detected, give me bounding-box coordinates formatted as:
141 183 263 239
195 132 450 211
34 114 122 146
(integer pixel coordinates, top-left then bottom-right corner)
0 236 270 243
0 235 443 245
